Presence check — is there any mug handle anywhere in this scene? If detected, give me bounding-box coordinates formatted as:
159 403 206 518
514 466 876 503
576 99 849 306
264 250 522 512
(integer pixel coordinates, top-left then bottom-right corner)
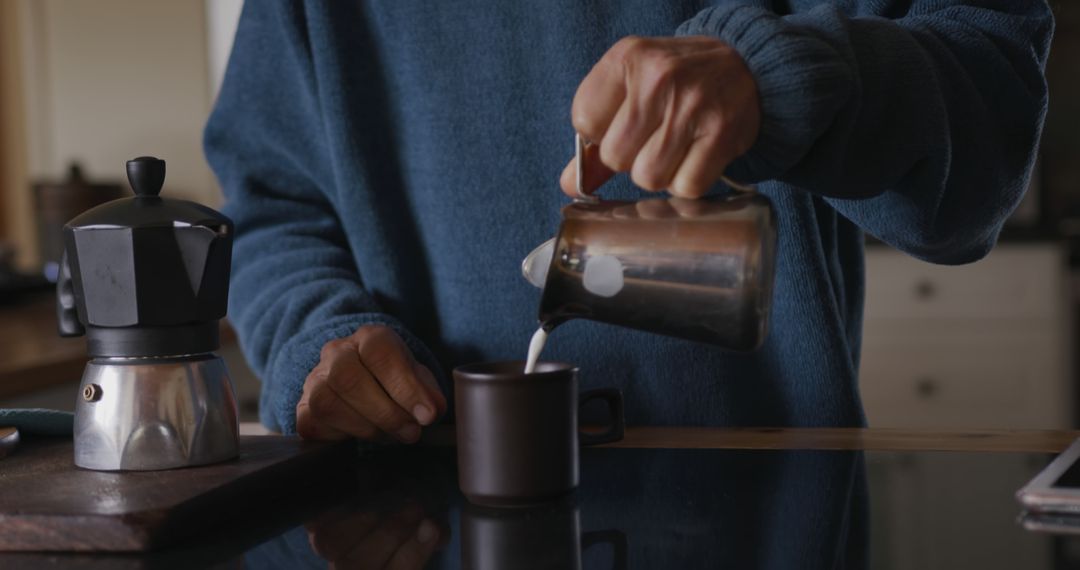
581 529 628 570
578 388 625 446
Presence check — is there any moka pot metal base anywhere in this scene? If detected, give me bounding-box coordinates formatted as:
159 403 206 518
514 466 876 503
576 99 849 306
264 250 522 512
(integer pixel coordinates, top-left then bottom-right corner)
73 354 239 471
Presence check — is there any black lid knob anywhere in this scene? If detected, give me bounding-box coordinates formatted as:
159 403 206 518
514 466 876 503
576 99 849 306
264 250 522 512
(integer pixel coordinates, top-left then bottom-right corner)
66 162 86 184
126 156 165 197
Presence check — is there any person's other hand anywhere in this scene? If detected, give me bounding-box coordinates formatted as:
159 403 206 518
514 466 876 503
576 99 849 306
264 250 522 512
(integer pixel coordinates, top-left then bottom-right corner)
560 36 760 199
296 325 447 442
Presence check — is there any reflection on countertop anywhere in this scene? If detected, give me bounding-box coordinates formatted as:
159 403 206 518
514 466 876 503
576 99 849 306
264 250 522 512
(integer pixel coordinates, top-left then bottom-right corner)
1 436 1074 569
246 447 866 569
239 446 1063 570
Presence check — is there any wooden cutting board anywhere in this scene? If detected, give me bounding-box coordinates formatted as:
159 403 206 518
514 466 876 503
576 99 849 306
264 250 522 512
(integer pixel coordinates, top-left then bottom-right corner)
0 435 358 552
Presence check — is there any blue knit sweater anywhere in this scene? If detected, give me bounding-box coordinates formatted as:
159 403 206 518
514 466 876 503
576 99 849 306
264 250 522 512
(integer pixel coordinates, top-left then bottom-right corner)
204 1 1052 433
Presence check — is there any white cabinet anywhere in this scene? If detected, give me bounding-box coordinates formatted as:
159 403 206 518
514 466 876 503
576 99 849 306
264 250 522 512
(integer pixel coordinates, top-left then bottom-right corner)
859 243 1073 429
858 244 1070 570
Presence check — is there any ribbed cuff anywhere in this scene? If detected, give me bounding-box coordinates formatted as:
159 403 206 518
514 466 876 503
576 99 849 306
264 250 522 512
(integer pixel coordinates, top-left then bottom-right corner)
677 5 852 182
261 313 446 434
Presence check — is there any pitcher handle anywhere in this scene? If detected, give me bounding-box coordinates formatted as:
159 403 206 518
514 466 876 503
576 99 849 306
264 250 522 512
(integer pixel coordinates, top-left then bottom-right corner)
574 134 601 204
578 388 624 446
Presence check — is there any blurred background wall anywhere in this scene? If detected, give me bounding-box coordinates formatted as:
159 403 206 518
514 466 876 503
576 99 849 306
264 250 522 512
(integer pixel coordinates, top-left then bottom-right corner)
1 0 242 271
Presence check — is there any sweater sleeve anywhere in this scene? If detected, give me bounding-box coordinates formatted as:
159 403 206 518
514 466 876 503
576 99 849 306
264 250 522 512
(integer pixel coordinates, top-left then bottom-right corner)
677 1 1053 264
203 1 443 434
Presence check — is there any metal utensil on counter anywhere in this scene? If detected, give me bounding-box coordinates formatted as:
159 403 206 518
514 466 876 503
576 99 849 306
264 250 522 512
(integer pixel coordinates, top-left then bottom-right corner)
522 135 777 350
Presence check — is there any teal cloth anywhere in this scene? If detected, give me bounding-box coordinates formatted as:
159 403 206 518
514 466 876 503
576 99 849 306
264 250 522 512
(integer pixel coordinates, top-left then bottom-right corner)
0 408 74 437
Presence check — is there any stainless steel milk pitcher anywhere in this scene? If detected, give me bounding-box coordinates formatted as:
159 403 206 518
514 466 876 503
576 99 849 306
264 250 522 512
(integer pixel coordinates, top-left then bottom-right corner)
522 135 777 350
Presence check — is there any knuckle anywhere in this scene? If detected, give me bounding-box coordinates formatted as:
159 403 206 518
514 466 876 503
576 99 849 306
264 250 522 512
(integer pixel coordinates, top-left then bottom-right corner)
695 126 727 156
698 111 724 138
681 85 711 114
639 56 678 97
356 325 397 355
326 366 364 395
305 365 330 387
670 176 708 199
385 371 420 400
352 324 388 343
359 339 398 374
319 338 346 360
612 35 647 61
358 331 414 379
307 385 338 417
631 161 669 192
572 107 604 142
599 141 633 172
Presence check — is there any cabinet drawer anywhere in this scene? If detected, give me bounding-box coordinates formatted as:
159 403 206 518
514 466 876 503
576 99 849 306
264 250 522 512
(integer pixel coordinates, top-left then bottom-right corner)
863 245 1064 320
859 329 1067 429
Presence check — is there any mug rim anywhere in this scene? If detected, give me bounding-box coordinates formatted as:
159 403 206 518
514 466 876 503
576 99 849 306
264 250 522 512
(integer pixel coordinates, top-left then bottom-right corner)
453 360 577 383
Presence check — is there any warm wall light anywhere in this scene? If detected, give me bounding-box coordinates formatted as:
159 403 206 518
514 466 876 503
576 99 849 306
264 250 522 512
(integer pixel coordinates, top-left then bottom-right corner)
0 0 33 269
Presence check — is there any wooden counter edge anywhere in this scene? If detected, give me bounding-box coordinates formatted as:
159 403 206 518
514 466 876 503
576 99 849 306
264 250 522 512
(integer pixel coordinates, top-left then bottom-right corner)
239 423 1080 454
598 427 1080 454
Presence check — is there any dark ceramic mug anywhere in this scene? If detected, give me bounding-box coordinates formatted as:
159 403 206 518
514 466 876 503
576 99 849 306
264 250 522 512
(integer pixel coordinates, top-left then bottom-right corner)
454 361 625 507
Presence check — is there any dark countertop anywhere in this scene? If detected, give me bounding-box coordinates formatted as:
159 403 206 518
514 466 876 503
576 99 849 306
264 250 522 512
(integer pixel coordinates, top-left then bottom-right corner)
3 427 1080 569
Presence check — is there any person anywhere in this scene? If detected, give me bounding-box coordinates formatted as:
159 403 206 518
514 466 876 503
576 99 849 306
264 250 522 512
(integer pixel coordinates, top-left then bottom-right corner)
204 1 1053 440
